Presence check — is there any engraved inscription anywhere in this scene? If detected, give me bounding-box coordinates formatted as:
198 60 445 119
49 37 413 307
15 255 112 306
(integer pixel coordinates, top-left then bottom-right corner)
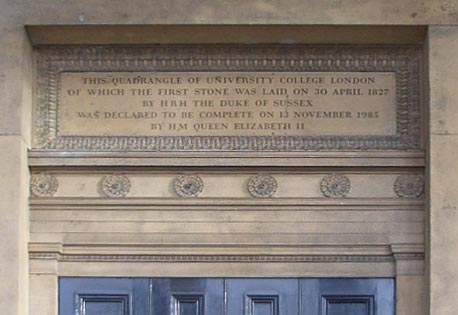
59 72 396 137
34 45 421 151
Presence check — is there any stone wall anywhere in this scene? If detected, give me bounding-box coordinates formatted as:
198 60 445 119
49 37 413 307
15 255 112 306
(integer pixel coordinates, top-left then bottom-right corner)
1 1 457 315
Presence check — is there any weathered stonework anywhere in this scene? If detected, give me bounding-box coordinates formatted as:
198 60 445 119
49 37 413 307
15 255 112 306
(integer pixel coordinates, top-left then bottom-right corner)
247 174 278 198
394 174 424 198
100 174 131 198
173 175 204 198
33 45 422 152
5 20 440 314
29 252 396 263
320 174 351 198
30 174 58 197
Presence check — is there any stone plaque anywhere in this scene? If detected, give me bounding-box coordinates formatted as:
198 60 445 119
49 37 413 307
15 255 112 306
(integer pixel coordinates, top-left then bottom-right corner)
34 45 421 151
59 71 395 137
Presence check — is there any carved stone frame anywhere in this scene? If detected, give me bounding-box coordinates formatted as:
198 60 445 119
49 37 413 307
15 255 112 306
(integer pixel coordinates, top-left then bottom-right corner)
34 45 421 152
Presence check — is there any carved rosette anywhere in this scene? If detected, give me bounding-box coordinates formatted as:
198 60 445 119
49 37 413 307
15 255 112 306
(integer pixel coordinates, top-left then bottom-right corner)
101 175 131 198
394 174 424 198
174 175 203 198
320 174 351 198
247 174 278 198
30 174 59 197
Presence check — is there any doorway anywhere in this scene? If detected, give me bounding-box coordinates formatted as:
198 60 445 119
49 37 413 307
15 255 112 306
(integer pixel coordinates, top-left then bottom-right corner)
60 277 394 315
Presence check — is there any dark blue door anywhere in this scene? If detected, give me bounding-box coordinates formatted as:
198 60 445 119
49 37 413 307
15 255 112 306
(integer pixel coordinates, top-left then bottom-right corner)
226 279 299 315
301 279 394 315
59 278 394 315
59 278 150 315
150 278 224 315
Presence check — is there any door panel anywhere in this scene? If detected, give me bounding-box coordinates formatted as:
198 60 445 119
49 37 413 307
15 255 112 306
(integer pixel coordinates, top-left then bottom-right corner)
59 278 394 315
323 296 374 315
150 278 224 315
59 278 149 315
82 297 128 315
301 278 394 315
226 279 299 315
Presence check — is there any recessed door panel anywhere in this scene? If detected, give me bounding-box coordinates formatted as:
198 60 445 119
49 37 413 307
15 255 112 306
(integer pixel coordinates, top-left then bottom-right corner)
150 278 224 315
323 296 374 315
226 279 299 315
59 278 149 315
300 278 394 315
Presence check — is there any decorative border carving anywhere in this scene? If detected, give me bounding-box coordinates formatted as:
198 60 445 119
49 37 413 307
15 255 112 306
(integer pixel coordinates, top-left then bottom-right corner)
100 174 131 198
393 253 425 261
394 174 424 198
174 175 204 198
247 174 278 198
29 252 395 263
33 45 421 152
320 174 351 198
30 174 59 197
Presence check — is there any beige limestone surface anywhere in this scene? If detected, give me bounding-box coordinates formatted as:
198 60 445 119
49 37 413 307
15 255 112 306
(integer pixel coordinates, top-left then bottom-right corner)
0 137 29 315
40 172 410 198
1 0 457 26
429 26 458 315
58 71 396 137
1 1 458 315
